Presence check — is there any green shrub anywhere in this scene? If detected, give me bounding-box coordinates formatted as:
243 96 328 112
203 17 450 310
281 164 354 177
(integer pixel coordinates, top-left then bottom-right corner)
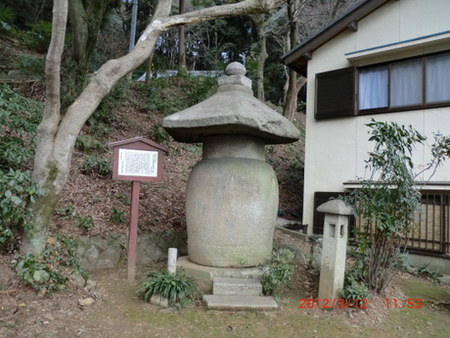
14 235 82 295
258 248 295 298
138 269 200 307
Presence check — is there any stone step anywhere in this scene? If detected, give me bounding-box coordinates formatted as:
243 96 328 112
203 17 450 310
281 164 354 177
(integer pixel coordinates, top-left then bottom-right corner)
213 277 262 296
203 295 278 311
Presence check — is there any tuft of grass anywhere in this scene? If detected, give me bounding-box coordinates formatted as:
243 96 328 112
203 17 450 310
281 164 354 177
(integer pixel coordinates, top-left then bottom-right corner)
138 269 200 307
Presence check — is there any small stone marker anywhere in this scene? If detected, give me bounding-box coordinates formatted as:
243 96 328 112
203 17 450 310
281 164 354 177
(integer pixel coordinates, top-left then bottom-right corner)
150 248 178 307
109 137 168 282
317 199 353 302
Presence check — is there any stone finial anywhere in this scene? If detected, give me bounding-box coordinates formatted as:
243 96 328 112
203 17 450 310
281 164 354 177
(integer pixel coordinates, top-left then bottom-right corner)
225 62 246 76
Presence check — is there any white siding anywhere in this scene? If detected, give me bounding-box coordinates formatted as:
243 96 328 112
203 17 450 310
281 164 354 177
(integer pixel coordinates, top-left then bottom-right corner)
303 0 450 235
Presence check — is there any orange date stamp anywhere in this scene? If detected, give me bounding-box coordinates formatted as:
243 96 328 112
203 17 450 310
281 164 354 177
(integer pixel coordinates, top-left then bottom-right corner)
298 298 368 309
298 298 423 309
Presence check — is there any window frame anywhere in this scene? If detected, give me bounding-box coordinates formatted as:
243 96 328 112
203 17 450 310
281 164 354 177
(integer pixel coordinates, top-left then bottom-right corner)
357 50 450 116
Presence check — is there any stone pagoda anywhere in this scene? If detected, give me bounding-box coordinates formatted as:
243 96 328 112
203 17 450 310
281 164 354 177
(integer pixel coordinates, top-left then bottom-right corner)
162 63 300 307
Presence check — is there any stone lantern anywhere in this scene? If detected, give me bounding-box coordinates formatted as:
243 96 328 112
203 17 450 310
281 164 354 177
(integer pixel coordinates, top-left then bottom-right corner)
163 62 300 269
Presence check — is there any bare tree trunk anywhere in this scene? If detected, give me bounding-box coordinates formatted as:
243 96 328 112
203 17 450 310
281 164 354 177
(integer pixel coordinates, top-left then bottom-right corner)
284 70 306 121
252 13 268 101
67 0 117 78
24 0 285 254
178 0 187 73
23 0 69 253
283 0 307 121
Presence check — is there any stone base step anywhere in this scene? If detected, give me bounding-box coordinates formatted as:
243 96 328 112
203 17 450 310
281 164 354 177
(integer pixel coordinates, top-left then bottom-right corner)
203 295 278 310
213 277 262 296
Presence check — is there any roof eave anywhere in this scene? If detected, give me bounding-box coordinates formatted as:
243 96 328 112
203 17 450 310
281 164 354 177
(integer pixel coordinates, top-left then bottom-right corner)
281 0 390 73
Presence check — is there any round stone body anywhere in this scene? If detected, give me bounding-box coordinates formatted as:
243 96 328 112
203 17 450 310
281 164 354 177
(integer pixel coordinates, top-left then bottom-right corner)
186 135 278 267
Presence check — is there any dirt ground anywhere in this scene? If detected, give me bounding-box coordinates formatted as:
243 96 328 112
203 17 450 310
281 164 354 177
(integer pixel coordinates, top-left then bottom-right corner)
2 231 450 338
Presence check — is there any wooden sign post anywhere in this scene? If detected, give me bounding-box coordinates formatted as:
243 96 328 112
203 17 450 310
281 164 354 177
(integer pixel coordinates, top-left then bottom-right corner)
109 137 169 282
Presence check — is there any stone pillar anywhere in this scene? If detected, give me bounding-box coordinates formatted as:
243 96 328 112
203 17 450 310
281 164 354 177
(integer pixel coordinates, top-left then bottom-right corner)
317 200 353 301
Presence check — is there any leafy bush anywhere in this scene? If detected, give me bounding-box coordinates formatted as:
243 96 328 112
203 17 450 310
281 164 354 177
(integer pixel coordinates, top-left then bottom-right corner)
344 120 426 294
344 120 450 294
258 248 295 298
138 269 200 307
14 235 82 295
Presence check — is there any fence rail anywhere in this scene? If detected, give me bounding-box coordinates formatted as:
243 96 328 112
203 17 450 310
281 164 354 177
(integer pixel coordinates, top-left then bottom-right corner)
354 192 450 256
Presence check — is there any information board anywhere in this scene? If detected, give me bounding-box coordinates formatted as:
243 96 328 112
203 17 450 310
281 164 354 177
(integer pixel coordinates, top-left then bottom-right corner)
118 149 158 177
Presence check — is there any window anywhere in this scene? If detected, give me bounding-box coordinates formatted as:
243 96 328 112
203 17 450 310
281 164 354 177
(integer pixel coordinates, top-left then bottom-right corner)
358 65 388 110
359 51 450 114
315 51 450 119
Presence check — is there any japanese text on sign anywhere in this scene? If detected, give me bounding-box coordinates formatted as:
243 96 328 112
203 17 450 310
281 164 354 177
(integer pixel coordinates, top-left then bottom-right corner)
118 149 158 177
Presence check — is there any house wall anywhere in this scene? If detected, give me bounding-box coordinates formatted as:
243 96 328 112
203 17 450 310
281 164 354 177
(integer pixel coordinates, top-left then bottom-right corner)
303 0 450 235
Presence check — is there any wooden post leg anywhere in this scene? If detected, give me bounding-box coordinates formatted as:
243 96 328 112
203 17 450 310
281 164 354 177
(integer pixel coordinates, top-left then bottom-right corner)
128 181 140 282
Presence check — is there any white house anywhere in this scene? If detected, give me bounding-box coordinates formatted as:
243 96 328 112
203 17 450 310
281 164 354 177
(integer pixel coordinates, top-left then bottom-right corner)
282 0 450 256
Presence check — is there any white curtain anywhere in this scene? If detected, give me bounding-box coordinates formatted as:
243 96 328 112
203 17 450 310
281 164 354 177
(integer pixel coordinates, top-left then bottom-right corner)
390 59 422 107
358 65 388 110
426 52 450 103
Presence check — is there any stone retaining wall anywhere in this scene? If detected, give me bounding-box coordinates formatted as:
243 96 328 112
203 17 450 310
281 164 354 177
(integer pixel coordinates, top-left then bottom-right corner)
76 230 187 272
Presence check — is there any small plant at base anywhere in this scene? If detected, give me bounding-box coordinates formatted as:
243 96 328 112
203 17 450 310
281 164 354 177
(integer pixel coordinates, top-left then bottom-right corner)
110 208 126 223
308 256 321 278
415 263 443 282
80 154 111 176
151 123 168 143
237 257 248 266
75 135 105 153
339 280 370 307
76 215 94 231
14 235 83 295
55 205 75 220
258 248 295 298
138 269 200 307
